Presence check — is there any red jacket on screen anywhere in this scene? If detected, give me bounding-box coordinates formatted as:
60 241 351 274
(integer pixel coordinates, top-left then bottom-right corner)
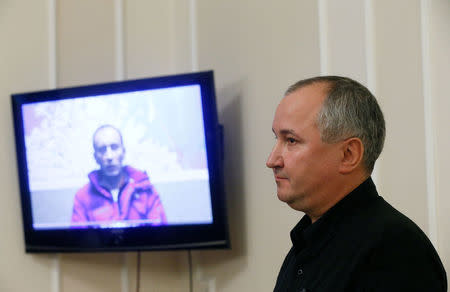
71 166 167 226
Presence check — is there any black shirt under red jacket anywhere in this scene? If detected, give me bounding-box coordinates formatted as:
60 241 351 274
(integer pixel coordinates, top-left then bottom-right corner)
273 178 447 292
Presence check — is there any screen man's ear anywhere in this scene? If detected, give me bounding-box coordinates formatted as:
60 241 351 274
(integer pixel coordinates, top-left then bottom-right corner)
93 151 100 164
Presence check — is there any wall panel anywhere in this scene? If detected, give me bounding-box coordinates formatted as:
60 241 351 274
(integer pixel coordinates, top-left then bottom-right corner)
56 1 123 291
139 252 189 292
123 1 192 291
0 1 53 292
60 254 122 292
373 0 429 233
125 0 172 79
195 1 321 291
430 0 450 272
171 0 194 73
125 0 193 79
326 0 367 82
57 0 116 86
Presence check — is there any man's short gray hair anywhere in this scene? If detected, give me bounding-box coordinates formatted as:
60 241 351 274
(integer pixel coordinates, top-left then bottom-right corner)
92 124 124 149
285 76 385 173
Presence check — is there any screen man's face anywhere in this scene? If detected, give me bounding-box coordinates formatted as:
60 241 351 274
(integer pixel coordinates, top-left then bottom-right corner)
93 127 125 177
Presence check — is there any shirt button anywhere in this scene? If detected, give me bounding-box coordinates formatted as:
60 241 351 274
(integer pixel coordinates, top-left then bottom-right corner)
297 268 303 275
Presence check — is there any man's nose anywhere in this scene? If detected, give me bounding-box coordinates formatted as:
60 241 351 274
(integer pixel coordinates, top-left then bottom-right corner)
266 144 283 168
104 147 113 159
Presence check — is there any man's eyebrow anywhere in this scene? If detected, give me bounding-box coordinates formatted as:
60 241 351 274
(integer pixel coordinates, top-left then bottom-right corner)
272 128 300 138
279 129 298 136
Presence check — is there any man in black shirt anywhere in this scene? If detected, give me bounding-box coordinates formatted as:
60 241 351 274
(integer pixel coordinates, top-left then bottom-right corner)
266 76 447 291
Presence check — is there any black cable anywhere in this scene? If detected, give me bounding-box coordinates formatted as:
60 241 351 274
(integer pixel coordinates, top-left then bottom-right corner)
188 249 193 292
136 251 141 292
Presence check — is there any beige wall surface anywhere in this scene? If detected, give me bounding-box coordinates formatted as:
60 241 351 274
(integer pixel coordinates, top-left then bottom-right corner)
374 0 429 232
0 1 53 292
430 0 450 271
1 0 448 291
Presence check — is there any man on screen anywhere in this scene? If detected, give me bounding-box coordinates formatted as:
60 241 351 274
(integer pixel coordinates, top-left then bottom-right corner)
71 125 167 225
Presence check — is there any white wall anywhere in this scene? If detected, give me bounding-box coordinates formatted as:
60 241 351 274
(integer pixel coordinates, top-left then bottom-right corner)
0 0 448 291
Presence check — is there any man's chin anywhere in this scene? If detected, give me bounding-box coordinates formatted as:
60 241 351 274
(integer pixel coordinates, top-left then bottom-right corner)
276 191 292 203
277 190 302 208
102 168 121 177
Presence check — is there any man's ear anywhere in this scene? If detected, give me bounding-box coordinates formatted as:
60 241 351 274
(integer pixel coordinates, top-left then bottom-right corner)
338 137 364 174
94 151 100 165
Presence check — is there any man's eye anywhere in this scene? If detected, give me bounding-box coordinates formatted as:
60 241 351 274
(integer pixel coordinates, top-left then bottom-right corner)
287 138 296 144
111 144 119 150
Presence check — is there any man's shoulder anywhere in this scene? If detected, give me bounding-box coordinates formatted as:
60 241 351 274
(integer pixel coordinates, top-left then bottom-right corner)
124 165 148 180
365 197 428 239
350 197 447 290
335 194 431 250
74 181 94 200
123 166 157 193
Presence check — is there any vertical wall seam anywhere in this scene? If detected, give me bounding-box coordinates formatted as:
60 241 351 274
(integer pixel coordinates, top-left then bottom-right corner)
114 1 129 291
364 0 377 96
189 0 198 72
318 0 329 75
121 253 130 292
420 0 438 247
51 255 60 292
49 0 59 292
115 0 125 81
188 3 198 291
363 0 380 183
49 0 57 89
168 0 176 73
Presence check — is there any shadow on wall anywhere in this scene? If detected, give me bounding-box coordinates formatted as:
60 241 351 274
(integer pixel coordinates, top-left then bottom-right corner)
193 79 248 288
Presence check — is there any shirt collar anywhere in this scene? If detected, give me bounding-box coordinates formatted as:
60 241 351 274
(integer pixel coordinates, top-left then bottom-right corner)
290 177 379 251
97 167 129 191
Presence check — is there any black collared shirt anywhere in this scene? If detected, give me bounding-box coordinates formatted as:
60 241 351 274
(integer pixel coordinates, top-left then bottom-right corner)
274 178 447 292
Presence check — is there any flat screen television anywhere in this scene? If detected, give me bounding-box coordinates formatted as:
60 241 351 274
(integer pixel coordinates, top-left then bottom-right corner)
11 71 229 252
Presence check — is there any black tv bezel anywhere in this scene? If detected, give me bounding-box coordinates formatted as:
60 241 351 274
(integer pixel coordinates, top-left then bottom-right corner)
11 70 230 253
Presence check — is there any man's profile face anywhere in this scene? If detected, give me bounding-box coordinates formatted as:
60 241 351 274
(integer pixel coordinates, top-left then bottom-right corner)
93 127 125 177
266 83 342 215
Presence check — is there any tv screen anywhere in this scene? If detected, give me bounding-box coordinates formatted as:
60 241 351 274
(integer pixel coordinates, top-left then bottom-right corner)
11 71 229 252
